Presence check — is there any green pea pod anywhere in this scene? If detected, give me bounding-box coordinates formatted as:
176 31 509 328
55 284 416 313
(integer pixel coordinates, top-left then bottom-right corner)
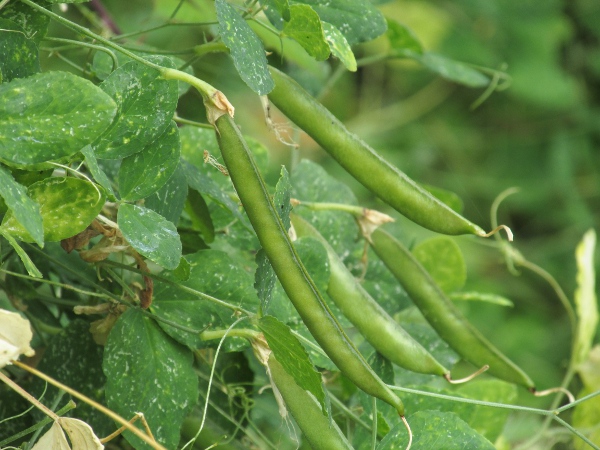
215 115 405 415
267 67 485 237
370 228 535 389
291 213 449 377
268 354 354 450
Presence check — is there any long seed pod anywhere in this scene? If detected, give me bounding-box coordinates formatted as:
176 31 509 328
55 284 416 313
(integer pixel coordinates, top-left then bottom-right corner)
370 228 535 389
267 66 485 237
215 115 405 415
268 353 354 450
291 213 449 377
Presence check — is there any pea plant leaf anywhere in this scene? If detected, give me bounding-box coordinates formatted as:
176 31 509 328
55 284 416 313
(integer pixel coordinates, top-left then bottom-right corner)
1 177 105 243
80 145 117 201
151 250 260 351
31 320 113 436
0 165 43 246
412 236 466 293
322 22 356 71
274 166 292 232
572 229 597 366
0 229 42 277
93 56 178 159
104 309 198 450
0 72 117 166
259 315 327 415
386 19 423 55
412 53 490 88
216 0 275 95
265 0 291 21
0 18 40 83
378 410 496 450
291 159 359 257
117 204 182 269
118 121 181 201
0 0 50 45
144 161 188 226
255 248 277 313
185 188 215 243
294 0 387 45
282 4 330 61
183 160 251 230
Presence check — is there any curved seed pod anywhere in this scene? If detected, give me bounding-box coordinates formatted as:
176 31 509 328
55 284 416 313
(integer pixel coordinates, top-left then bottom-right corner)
291 213 449 376
267 66 485 237
215 115 405 415
370 228 535 389
268 354 354 450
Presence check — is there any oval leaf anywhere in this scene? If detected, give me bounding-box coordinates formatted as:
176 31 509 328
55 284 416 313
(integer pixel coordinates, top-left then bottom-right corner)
103 309 198 450
0 18 40 82
143 161 188 226
377 410 495 450
117 204 181 269
118 121 181 201
412 236 466 293
282 5 330 61
216 0 274 95
0 72 117 166
1 177 105 242
413 53 490 88
323 22 356 71
93 56 178 159
0 165 43 245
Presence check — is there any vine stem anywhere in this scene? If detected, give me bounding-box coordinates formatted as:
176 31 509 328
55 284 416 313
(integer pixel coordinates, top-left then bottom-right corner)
12 360 167 450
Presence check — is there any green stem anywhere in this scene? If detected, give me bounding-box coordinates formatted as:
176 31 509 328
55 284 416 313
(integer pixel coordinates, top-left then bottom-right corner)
0 401 76 447
556 388 600 413
389 385 553 416
43 36 119 70
328 393 374 435
200 328 259 342
0 0 11 10
371 396 377 450
173 115 213 129
193 41 229 58
294 200 364 217
552 416 600 450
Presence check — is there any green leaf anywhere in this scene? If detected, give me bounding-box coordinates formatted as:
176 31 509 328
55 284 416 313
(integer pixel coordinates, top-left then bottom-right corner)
259 315 327 414
80 145 117 200
377 410 495 450
282 5 330 61
412 236 466 293
0 228 41 277
33 320 112 437
421 183 464 214
295 0 387 45
412 53 490 88
0 0 50 45
104 309 198 450
0 165 43 246
185 188 215 243
255 248 276 312
0 72 117 166
151 250 260 350
0 18 40 83
322 22 356 71
117 204 182 269
94 56 178 159
291 159 359 256
144 161 187 226
274 166 292 231
450 292 514 307
266 0 290 21
386 19 423 55
183 160 251 230
118 121 181 200
572 229 597 366
216 0 275 95
1 177 105 242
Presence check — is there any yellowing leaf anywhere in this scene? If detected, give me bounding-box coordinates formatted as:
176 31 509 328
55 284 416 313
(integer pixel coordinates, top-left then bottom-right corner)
573 229 598 366
58 417 104 450
31 422 70 450
0 308 34 368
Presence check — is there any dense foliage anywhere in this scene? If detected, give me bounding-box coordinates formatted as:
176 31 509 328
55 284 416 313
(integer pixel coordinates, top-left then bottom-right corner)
0 0 598 449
